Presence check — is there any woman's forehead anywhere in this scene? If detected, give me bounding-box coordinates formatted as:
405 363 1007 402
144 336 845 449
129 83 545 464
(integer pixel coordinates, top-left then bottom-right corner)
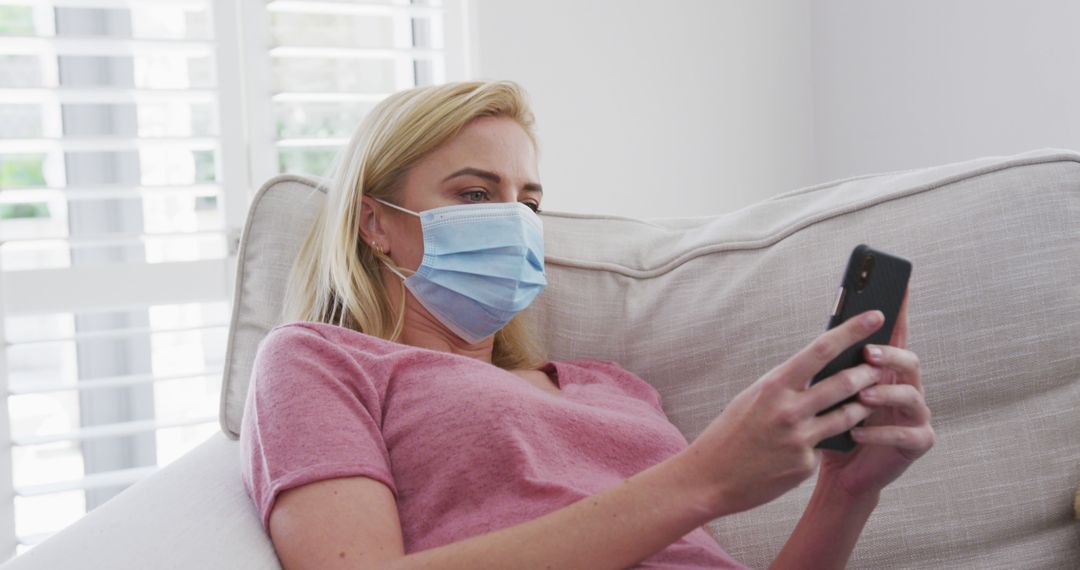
409 121 540 189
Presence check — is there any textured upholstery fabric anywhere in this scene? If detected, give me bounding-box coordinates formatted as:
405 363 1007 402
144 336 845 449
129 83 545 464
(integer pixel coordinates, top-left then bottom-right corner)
7 148 1077 569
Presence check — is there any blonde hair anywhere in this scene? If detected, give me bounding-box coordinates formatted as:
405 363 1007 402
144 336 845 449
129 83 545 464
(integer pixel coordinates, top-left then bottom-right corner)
282 80 546 370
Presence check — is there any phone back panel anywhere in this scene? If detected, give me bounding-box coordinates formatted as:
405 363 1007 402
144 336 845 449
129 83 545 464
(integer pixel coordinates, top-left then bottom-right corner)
813 244 912 451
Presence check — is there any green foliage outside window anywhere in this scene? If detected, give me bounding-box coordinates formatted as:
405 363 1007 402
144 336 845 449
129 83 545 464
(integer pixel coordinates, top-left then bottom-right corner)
193 150 216 184
0 202 48 219
0 155 46 187
0 155 49 219
0 6 34 35
278 149 338 178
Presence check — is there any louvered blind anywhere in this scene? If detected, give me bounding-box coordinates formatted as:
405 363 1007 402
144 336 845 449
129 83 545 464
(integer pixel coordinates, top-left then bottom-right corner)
261 0 446 181
0 0 449 560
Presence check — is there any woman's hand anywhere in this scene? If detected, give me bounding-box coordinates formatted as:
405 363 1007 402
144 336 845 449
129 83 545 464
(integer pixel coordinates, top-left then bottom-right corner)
817 291 935 499
680 308 894 517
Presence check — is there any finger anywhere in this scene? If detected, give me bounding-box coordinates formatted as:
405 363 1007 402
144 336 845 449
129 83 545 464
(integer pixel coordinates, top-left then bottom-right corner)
809 401 874 444
778 310 884 387
864 344 922 393
850 425 935 456
802 363 882 415
859 384 931 424
890 290 909 348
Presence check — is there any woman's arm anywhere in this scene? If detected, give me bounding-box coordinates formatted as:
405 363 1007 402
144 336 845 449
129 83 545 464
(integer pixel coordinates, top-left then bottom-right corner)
382 451 716 570
270 452 719 570
768 480 878 570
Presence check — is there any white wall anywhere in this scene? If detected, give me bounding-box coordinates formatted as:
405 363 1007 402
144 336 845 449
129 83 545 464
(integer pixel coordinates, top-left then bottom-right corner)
813 0 1080 182
459 0 1080 219
465 0 817 219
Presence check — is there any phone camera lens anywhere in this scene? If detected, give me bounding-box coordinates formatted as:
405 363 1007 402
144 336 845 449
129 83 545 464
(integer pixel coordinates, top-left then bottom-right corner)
855 254 875 293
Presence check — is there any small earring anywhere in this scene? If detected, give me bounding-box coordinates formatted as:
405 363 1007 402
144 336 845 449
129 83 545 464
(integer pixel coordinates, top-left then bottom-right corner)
370 241 383 254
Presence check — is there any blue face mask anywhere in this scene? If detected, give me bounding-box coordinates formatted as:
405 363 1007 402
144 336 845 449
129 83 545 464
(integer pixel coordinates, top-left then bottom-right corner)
375 198 547 343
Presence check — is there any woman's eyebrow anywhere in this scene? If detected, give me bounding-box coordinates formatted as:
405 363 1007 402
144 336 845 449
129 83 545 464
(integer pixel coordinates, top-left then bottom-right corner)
442 166 543 194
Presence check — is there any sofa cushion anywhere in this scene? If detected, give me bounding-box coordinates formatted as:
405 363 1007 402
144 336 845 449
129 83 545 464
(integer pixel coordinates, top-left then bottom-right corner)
221 148 1080 568
1 433 278 570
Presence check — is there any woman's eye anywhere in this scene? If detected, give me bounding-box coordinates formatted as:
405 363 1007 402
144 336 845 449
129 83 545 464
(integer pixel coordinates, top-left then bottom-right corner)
461 189 489 202
523 202 541 213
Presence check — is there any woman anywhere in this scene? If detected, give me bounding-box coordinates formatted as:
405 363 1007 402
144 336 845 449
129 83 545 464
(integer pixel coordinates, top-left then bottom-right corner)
240 80 934 569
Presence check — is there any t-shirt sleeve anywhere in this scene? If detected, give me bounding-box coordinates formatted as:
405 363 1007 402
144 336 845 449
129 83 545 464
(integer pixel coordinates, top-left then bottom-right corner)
239 324 397 532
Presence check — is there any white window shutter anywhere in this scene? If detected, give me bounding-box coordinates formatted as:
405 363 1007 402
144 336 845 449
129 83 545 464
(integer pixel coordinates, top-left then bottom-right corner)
0 0 453 561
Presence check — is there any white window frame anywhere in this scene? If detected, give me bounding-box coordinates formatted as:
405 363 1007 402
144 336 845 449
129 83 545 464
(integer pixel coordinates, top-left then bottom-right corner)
0 0 470 560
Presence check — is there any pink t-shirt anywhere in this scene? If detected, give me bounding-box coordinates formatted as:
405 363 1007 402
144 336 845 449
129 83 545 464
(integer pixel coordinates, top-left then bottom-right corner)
240 322 745 569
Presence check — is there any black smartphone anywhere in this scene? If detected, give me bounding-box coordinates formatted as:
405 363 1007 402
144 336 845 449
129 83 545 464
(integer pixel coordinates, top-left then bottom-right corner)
812 244 911 452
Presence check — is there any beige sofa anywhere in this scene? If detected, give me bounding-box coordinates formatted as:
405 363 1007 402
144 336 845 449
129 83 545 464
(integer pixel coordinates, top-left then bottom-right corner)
4 148 1078 569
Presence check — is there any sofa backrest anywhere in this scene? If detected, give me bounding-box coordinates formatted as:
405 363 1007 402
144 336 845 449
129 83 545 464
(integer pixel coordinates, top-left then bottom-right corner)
221 148 1080 568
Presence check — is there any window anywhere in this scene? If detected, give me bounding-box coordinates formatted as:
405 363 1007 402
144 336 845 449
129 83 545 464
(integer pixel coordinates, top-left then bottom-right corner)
264 0 447 180
0 0 452 560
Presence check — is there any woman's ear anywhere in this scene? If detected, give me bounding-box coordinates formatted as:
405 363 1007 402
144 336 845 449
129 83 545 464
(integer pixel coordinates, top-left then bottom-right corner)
358 195 390 254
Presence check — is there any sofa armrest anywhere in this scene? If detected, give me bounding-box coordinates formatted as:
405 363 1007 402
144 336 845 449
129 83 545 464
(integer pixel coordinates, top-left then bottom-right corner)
0 432 280 570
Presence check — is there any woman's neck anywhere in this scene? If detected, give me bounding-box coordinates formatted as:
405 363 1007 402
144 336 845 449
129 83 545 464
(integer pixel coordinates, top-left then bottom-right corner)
398 305 495 363
381 266 495 362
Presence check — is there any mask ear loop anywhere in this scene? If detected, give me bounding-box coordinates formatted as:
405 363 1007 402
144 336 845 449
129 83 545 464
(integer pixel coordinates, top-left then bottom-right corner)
375 197 420 217
375 251 414 281
371 247 415 342
370 198 421 342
